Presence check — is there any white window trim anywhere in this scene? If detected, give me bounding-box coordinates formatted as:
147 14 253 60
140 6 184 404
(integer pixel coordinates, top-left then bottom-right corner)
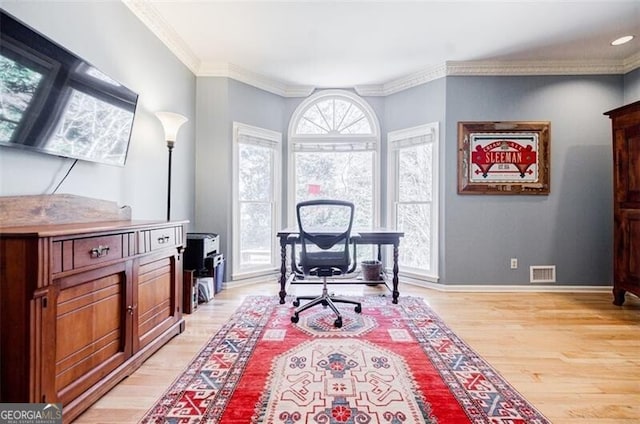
231 121 282 280
287 89 381 228
387 122 439 282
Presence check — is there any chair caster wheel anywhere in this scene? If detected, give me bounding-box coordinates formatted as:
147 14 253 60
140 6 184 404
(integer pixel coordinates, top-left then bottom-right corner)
291 315 299 324
355 305 362 313
334 318 342 328
293 300 300 307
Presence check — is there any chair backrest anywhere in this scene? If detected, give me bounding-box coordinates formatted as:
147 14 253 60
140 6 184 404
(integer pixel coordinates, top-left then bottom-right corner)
296 199 355 276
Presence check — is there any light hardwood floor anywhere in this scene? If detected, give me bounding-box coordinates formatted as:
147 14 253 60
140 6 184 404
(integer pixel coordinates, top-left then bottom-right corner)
73 282 640 423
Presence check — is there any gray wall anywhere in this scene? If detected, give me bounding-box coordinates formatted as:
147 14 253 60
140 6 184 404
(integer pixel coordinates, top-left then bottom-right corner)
0 2 196 224
384 78 447 271
443 75 623 285
624 68 640 104
195 78 285 277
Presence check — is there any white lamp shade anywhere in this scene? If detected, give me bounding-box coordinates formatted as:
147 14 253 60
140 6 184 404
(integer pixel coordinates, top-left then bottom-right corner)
155 111 188 143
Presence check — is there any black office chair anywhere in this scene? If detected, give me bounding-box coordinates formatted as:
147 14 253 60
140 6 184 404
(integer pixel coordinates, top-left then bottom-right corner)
291 199 362 328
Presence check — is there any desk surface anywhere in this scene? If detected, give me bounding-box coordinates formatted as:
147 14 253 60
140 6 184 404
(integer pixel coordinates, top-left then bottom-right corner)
278 227 404 240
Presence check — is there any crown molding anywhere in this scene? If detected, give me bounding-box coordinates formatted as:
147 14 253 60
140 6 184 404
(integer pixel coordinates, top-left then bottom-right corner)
123 0 200 73
355 58 640 97
126 0 640 98
623 51 640 74
198 62 314 97
446 59 628 76
356 63 448 96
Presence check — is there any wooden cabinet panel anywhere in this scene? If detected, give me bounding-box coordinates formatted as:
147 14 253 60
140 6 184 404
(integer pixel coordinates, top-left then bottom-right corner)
0 216 186 422
55 264 130 405
606 101 640 305
614 128 640 204
0 237 40 402
615 210 640 284
136 256 181 350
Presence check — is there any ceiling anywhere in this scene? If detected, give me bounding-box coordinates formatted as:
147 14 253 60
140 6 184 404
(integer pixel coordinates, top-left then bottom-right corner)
125 0 640 96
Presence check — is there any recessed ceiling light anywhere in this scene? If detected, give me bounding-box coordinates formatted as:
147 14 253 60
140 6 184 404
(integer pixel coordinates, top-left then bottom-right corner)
611 35 634 46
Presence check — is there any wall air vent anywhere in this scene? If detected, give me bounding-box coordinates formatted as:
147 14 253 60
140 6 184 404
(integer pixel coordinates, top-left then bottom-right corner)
530 265 556 283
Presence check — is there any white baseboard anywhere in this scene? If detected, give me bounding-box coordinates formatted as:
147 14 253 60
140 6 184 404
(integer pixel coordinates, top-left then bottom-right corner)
228 272 612 293
403 278 612 293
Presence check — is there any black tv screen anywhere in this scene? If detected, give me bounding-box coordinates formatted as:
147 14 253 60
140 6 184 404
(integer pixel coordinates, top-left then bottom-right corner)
0 11 138 166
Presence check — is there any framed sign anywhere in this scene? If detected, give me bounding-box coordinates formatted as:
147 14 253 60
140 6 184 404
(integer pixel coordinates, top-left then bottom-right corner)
458 121 550 195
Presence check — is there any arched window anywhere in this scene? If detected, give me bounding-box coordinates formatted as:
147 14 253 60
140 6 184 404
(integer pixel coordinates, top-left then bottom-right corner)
288 90 380 229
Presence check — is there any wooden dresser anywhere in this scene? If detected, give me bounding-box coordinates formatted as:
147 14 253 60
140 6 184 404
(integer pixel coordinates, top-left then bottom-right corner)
0 195 186 421
605 101 640 305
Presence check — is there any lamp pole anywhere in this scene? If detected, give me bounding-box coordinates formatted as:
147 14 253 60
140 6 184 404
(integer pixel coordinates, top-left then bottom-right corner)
166 141 174 221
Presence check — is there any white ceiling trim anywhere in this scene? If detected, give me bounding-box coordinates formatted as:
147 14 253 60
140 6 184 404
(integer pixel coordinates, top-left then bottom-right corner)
125 0 640 99
446 60 628 76
355 63 448 97
198 62 315 98
123 0 200 73
623 51 640 74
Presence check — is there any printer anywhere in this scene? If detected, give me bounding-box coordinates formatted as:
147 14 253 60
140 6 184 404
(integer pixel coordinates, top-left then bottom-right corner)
184 233 220 274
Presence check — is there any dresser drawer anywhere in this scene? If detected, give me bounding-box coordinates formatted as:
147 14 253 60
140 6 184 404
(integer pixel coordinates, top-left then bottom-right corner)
138 226 183 254
150 228 177 250
53 233 134 274
73 234 124 268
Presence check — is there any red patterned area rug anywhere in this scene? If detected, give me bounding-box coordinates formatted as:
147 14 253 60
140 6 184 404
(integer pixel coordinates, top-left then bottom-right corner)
140 295 549 423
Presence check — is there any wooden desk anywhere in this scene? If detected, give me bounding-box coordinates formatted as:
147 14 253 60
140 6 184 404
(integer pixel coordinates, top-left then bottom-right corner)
276 228 404 304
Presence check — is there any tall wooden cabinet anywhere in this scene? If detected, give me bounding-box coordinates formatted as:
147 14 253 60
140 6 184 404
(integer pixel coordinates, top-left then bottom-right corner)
605 101 640 305
0 195 186 422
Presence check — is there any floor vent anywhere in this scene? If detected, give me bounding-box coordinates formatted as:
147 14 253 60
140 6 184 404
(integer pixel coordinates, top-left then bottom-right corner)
530 265 556 283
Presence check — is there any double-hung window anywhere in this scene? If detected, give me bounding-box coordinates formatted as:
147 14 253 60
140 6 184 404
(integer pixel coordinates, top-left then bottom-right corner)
232 122 281 279
388 123 439 280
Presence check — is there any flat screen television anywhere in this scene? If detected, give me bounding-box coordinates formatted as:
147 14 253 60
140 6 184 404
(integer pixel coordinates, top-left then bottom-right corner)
0 10 138 166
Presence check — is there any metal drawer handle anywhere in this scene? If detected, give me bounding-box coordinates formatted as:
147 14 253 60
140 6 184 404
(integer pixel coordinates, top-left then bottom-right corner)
157 235 171 244
90 245 110 258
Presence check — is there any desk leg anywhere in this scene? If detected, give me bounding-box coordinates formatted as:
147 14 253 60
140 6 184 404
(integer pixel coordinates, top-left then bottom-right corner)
392 242 400 304
278 238 287 304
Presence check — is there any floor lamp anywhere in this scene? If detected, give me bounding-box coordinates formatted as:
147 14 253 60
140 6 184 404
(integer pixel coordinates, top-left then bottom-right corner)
155 111 188 221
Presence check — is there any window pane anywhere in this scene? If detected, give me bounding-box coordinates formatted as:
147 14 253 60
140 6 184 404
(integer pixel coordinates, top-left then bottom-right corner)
295 97 372 135
315 100 333 130
295 150 373 228
239 144 272 201
398 143 432 202
397 202 431 270
339 106 369 134
333 99 351 129
239 201 272 267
